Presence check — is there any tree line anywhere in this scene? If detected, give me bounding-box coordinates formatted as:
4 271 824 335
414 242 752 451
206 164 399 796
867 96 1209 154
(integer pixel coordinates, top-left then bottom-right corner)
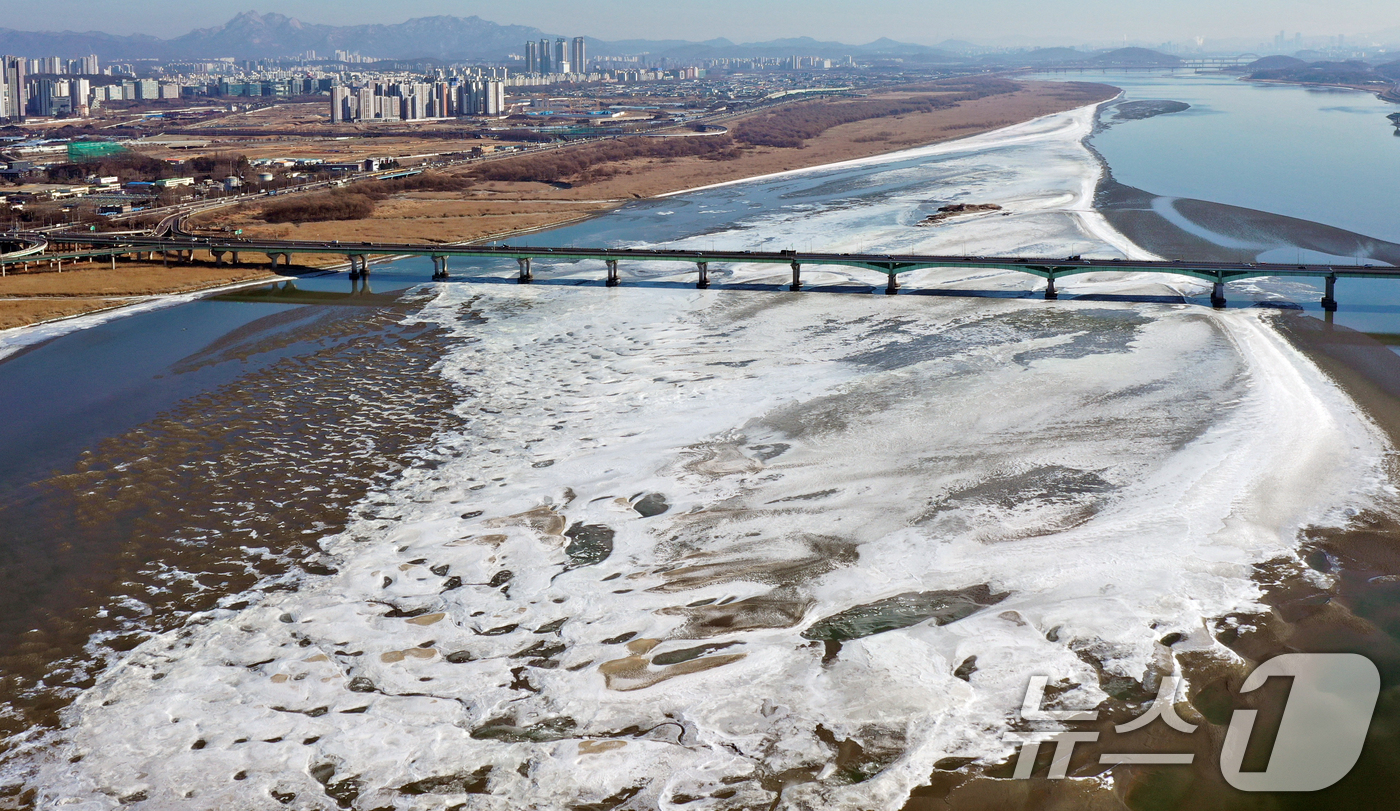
468 135 741 185
258 173 473 224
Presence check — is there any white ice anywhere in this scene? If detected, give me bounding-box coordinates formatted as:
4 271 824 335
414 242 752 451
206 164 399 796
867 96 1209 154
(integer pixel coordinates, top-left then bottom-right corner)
13 105 1394 810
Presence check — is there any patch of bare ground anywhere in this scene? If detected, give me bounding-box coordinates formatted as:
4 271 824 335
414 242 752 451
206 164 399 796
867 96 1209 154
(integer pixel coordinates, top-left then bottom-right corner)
0 263 280 298
0 262 283 330
0 299 124 330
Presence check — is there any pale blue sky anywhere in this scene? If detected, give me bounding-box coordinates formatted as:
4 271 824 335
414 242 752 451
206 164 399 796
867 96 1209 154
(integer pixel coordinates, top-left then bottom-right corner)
2 0 1397 45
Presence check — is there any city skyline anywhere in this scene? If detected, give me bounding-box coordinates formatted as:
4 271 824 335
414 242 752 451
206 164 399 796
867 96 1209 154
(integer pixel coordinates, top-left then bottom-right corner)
3 1 1400 47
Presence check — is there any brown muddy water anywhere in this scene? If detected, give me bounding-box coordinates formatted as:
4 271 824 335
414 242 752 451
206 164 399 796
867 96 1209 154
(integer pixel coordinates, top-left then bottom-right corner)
0 280 465 774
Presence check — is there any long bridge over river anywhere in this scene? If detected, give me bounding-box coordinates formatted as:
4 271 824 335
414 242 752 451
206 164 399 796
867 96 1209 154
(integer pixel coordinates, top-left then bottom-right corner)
11 229 1400 310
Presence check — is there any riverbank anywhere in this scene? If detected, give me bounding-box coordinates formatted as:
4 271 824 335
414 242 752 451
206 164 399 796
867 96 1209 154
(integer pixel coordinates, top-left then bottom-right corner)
904 310 1400 810
193 80 1119 245
0 263 293 331
1248 76 1400 104
899 76 1400 809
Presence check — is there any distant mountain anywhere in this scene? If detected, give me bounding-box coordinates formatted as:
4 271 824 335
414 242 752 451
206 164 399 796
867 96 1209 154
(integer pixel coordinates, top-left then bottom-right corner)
1241 55 1306 73
0 12 954 63
994 47 1090 65
1090 48 1182 67
584 34 953 62
935 40 983 55
1251 59 1386 83
0 28 164 61
0 12 545 61
1374 60 1400 80
164 12 545 60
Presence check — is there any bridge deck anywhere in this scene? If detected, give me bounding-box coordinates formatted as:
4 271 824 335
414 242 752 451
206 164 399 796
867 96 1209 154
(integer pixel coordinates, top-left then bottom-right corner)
15 231 1395 287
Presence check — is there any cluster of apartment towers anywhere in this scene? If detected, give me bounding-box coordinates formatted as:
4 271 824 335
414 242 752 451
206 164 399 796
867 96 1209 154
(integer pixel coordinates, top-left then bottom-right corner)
525 37 587 77
2 55 106 121
330 74 506 123
328 37 586 124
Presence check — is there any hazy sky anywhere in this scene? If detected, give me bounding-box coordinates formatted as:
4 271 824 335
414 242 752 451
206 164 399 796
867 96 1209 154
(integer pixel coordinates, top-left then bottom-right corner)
3 0 1398 44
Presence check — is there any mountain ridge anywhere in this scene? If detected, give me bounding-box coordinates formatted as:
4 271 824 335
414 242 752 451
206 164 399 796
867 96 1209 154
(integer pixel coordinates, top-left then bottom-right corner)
0 11 953 62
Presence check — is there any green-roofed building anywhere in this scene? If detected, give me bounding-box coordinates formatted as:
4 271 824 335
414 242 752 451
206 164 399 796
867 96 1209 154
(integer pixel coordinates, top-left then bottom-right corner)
68 141 126 162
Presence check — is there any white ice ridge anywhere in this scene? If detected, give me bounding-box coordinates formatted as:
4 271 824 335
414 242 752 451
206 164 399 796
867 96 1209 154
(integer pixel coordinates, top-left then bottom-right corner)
18 107 1393 809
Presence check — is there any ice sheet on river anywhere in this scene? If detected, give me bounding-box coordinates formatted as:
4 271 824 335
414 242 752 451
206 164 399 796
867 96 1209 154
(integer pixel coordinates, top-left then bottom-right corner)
19 106 1395 809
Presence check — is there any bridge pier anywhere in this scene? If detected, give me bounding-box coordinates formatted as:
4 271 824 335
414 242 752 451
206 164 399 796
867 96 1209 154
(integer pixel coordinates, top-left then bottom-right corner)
231 251 241 265
1322 274 1338 312
696 261 709 289
605 259 619 287
518 257 533 284
348 255 364 280
885 272 900 295
1044 275 1058 300
790 261 802 292
1211 281 1227 309
432 255 450 280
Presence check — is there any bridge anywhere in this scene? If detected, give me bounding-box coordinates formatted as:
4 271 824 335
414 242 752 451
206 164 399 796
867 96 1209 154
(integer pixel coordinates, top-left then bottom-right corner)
14 229 1400 311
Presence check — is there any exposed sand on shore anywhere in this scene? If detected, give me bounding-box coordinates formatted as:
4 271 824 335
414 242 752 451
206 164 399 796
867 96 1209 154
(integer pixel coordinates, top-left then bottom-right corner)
0 299 124 331
0 264 280 298
0 264 281 331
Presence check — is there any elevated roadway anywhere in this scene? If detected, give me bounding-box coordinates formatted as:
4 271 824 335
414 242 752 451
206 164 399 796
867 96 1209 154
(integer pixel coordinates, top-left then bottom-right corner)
21 230 1396 310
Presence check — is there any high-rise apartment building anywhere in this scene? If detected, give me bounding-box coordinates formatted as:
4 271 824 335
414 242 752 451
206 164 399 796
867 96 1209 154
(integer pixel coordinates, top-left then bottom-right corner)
0 56 25 121
459 79 505 115
570 37 586 74
32 78 69 117
69 77 90 114
538 38 552 73
525 41 538 74
553 39 568 73
331 85 350 123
